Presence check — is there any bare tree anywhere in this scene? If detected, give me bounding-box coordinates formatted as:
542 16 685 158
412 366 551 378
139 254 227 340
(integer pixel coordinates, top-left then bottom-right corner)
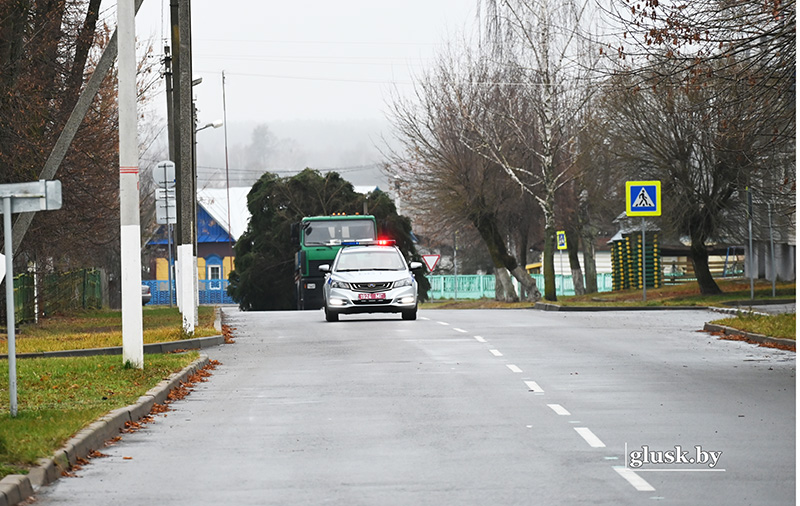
602 54 793 294
386 46 542 301
468 0 602 300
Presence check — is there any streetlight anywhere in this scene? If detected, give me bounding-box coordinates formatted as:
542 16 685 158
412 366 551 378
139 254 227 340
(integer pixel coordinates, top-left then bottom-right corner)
192 117 223 315
196 119 223 133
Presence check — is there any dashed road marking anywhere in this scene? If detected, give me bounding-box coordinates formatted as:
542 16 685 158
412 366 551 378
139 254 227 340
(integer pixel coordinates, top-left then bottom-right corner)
453 328 467 333
489 349 503 357
507 364 523 373
547 404 570 415
574 427 606 448
613 466 656 492
437 321 450 326
474 336 487 343
524 380 544 393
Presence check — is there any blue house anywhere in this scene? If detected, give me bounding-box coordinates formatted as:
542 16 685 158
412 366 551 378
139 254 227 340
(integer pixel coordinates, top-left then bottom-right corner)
145 187 250 305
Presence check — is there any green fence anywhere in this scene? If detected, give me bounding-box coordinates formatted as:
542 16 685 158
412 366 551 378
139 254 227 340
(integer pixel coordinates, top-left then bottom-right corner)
11 269 102 323
427 273 613 300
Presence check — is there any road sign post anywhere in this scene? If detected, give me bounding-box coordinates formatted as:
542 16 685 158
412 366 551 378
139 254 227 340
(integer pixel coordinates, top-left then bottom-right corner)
0 180 62 417
626 181 662 302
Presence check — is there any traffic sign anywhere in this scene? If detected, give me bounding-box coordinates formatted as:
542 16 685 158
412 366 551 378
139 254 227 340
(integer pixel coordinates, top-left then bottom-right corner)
153 160 175 188
422 254 440 272
556 230 567 250
0 180 62 214
626 181 661 216
156 198 177 225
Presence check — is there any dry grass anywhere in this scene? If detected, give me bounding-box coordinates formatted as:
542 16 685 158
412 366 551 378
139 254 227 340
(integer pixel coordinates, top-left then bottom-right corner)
0 306 219 354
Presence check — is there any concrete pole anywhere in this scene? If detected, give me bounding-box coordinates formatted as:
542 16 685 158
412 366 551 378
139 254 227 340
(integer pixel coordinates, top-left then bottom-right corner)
118 0 144 368
176 0 195 334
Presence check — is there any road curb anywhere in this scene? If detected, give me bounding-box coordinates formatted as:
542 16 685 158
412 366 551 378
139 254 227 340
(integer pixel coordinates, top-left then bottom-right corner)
0 355 211 506
703 323 796 351
533 302 710 312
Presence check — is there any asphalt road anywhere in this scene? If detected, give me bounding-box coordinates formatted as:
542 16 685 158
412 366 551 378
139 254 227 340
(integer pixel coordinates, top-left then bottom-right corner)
35 308 795 505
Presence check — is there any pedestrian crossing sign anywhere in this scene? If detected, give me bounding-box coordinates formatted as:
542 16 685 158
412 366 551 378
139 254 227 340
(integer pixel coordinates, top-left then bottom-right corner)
626 181 661 216
556 230 567 250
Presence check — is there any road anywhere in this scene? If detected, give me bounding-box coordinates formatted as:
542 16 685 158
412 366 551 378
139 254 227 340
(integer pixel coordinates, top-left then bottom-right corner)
35 308 795 505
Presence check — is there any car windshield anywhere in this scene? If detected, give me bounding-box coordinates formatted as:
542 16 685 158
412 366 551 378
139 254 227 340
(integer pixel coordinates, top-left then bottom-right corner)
335 249 406 271
303 220 376 246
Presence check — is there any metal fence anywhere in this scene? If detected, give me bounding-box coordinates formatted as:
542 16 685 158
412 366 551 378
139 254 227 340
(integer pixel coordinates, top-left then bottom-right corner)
143 279 235 305
426 273 614 300
12 269 102 323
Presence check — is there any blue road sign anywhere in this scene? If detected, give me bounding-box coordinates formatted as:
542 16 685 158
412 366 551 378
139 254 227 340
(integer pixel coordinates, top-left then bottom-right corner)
626 181 661 217
556 230 567 250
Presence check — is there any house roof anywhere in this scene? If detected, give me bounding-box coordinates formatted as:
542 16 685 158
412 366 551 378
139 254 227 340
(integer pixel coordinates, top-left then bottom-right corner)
197 187 251 241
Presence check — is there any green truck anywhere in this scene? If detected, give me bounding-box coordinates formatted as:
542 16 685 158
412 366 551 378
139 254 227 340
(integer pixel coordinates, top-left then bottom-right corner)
292 214 378 310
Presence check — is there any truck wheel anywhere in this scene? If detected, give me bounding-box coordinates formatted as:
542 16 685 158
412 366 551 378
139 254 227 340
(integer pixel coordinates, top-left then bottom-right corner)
401 308 417 321
325 307 339 322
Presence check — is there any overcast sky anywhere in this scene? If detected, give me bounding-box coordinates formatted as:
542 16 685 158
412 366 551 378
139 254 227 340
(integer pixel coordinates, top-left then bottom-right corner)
136 1 478 125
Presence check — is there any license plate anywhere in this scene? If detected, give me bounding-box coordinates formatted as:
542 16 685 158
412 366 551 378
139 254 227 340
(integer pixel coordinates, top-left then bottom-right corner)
358 293 386 300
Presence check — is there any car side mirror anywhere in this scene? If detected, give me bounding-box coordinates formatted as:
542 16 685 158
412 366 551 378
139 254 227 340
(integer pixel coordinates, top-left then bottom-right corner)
409 261 423 270
318 264 331 273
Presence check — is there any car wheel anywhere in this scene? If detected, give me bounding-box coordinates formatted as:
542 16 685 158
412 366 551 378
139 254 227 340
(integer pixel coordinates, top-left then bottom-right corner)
325 306 339 322
401 307 417 321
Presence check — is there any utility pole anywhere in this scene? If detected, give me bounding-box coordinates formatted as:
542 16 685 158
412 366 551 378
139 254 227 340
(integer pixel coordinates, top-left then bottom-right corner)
118 0 144 368
222 71 234 271
171 0 196 334
164 46 175 307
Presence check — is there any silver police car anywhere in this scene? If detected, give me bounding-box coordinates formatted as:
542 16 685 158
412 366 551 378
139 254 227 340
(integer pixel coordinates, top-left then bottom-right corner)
319 243 422 322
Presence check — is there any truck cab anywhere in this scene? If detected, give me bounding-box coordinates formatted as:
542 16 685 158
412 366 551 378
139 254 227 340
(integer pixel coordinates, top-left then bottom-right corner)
293 215 377 309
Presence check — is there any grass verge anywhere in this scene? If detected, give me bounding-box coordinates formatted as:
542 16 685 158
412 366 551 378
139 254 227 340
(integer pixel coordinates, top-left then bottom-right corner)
709 313 796 340
0 306 218 354
557 279 794 307
0 352 199 479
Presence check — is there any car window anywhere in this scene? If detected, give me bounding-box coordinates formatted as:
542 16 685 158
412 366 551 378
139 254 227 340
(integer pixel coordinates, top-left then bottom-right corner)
335 249 405 271
304 220 376 246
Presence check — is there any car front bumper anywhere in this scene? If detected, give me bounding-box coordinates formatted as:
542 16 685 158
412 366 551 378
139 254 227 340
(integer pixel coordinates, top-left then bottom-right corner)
326 286 417 314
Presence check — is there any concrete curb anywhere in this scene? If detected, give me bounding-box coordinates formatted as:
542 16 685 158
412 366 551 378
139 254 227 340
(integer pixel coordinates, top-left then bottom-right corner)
0 355 211 506
708 306 772 317
703 323 796 351
534 302 710 312
0 335 224 360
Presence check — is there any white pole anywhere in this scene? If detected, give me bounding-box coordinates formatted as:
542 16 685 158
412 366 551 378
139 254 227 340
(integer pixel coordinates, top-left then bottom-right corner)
178 244 195 334
118 0 144 368
4 197 17 416
768 202 776 298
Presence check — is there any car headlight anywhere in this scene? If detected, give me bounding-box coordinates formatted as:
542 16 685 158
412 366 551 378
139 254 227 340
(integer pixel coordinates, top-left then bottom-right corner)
393 277 413 288
330 280 351 289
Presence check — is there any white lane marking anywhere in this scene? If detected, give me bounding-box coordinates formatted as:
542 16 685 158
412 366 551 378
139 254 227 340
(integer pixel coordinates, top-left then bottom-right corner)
420 317 430 321
489 349 503 357
524 380 544 393
574 427 606 448
453 328 467 333
613 467 656 492
507 364 523 373
547 403 570 415
474 336 487 343
437 321 450 326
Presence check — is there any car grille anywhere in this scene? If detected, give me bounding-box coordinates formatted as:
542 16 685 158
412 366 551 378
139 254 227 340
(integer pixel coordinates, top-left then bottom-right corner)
351 282 392 292
353 298 392 305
